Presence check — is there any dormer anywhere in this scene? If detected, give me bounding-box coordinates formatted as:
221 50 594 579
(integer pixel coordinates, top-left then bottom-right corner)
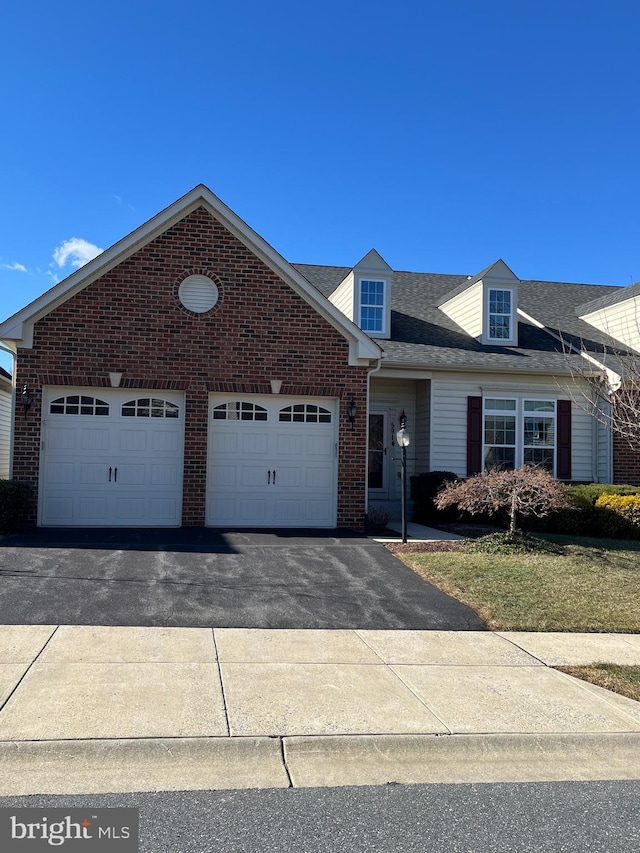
328 249 393 339
438 259 519 346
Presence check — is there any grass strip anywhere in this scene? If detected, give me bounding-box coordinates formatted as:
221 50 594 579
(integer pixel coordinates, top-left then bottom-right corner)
558 664 640 703
392 536 640 632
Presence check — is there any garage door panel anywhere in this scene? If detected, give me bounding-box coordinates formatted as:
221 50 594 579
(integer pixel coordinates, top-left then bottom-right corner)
44 462 75 485
118 430 148 452
42 496 74 523
207 395 337 528
79 462 111 485
80 428 111 451
150 464 180 487
47 427 77 451
152 430 180 453
40 389 184 527
78 497 110 521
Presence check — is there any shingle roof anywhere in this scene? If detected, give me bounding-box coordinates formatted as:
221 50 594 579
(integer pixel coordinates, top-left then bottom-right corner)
576 280 640 316
293 263 621 375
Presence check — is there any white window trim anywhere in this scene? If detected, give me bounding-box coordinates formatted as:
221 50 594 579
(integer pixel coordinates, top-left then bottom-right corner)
483 397 557 476
486 286 515 343
357 277 388 336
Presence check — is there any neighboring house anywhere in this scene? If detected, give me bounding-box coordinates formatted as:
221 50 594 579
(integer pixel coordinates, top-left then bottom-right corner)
0 184 634 529
0 367 11 479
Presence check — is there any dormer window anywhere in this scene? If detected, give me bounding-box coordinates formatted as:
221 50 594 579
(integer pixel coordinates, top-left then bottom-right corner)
359 279 386 334
488 288 513 340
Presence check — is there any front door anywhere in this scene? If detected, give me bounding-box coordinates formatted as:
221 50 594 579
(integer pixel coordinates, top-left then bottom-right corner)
368 412 389 499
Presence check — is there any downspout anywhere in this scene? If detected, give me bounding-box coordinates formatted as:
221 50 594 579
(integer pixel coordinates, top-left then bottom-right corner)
365 352 385 514
0 342 17 480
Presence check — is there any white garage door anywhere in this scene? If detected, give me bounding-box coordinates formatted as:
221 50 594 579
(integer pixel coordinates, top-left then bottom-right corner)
207 394 338 527
40 388 184 526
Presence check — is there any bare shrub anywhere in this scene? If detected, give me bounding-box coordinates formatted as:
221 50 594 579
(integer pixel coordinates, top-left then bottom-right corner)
435 466 570 535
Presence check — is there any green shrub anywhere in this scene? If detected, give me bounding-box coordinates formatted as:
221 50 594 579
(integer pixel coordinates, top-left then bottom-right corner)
526 483 640 539
0 480 32 534
471 531 565 555
410 471 460 524
594 494 640 538
566 483 640 506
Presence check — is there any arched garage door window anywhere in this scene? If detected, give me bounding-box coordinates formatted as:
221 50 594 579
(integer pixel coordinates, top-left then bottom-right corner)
278 403 332 423
50 395 110 416
121 398 180 418
212 401 268 421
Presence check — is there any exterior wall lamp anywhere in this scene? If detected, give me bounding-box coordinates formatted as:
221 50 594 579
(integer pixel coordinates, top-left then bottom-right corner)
21 385 33 419
347 398 357 430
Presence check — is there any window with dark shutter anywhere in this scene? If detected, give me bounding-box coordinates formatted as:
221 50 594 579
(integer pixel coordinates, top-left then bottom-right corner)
556 400 572 480
467 396 483 476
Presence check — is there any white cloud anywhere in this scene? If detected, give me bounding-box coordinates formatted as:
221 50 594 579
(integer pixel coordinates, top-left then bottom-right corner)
1 262 27 272
52 237 104 270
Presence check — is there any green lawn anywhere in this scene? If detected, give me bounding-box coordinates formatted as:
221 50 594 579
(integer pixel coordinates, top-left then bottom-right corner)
559 665 640 703
392 535 640 633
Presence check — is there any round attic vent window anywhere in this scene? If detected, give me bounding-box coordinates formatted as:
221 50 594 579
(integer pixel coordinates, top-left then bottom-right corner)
178 275 219 313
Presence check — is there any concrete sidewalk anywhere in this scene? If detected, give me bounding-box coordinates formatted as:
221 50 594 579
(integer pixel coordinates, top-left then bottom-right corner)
1 626 640 795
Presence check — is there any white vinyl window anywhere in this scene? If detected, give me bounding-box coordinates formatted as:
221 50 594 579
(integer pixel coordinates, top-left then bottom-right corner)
359 279 386 333
488 288 513 340
484 398 556 473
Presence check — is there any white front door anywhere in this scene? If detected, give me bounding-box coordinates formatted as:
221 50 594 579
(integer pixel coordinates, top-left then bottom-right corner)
40 389 184 526
206 395 338 527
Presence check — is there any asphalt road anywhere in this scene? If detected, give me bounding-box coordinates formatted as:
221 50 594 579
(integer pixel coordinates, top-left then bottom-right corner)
2 781 639 852
0 528 484 629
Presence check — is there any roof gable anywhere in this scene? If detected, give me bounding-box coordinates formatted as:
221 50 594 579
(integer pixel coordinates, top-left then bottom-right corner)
0 185 380 364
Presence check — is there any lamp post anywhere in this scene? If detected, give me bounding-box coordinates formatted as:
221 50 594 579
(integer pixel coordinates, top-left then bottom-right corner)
396 411 411 543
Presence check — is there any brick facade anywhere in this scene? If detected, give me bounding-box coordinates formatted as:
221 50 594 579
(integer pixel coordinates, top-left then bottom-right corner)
13 207 369 528
613 431 640 486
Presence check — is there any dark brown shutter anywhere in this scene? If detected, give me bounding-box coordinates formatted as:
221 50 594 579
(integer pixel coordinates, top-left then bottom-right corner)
557 400 572 480
467 396 483 476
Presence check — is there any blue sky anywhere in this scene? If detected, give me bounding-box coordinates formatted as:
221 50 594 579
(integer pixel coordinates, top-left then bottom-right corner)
1 1 639 374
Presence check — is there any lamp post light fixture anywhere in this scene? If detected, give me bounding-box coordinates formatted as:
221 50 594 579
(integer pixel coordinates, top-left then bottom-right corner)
21 385 33 419
396 410 411 543
347 397 357 431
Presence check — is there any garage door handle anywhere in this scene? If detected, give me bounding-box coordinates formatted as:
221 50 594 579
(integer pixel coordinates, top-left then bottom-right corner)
109 466 112 482
267 470 271 484
273 469 276 484
114 467 118 483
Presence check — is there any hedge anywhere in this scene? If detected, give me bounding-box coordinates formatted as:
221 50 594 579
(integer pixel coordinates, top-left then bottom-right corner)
0 481 32 534
594 494 640 538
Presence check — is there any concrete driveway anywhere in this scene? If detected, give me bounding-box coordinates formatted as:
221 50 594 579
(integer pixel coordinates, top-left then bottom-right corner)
0 528 485 630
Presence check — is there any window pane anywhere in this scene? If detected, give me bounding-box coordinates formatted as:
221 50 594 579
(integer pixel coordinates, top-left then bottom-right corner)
524 417 555 446
489 289 511 314
485 399 516 411
485 415 516 445
524 448 554 470
489 315 511 339
484 447 515 470
524 400 555 412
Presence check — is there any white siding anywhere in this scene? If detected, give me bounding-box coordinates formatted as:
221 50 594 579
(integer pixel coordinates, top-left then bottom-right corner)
370 379 416 501
439 281 483 339
581 298 640 355
415 379 431 474
328 272 355 322
0 385 12 479
430 371 602 481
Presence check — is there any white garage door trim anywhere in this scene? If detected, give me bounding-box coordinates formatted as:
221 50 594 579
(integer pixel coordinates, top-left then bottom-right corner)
206 394 338 528
39 387 185 527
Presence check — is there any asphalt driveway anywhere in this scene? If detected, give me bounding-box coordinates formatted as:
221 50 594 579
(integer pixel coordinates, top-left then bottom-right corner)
0 528 485 630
